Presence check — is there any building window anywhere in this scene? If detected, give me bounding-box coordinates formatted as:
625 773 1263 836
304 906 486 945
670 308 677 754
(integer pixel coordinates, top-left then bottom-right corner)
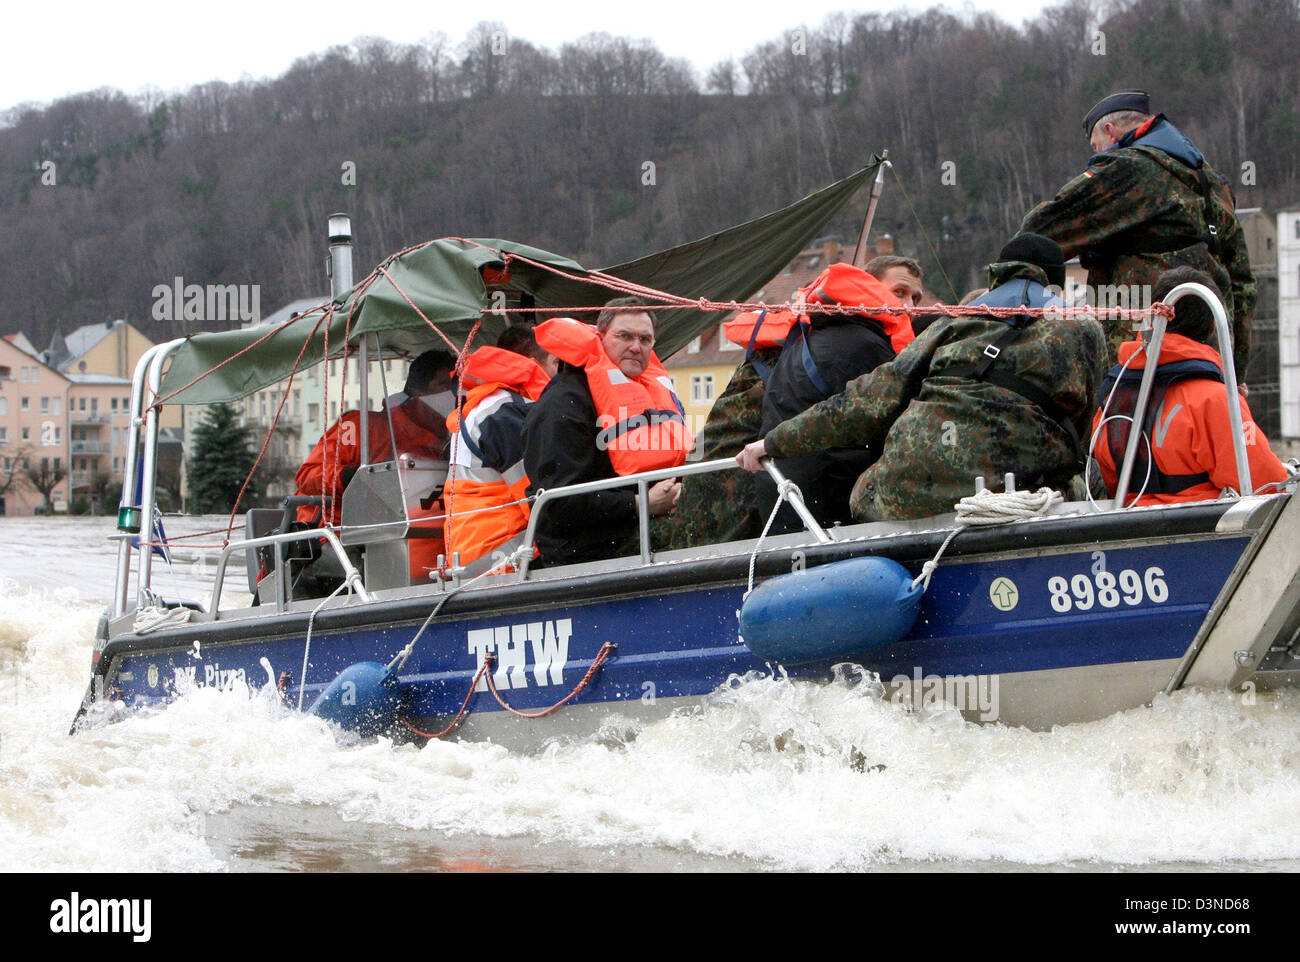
293 389 301 417
690 374 715 404
0 427 5 444
79 397 86 411
307 402 319 424
41 396 49 414
54 427 61 442
687 336 701 354
21 427 30 441
718 323 741 351
54 457 61 472
21 397 29 412
0 397 6 415
52 397 61 416
111 397 118 411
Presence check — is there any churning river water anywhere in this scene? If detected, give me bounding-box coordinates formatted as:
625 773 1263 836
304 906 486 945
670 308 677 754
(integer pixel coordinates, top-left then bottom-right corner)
2 515 1299 873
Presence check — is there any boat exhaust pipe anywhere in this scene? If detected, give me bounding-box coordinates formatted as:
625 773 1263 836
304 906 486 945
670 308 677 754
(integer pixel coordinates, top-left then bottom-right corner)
327 213 353 295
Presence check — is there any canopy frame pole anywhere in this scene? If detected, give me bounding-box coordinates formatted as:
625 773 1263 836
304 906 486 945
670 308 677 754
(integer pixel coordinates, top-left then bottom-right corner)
851 151 891 268
328 214 360 461
134 339 187 611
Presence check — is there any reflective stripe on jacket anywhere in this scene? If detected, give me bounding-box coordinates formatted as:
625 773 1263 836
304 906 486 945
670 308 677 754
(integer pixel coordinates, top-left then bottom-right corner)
443 346 550 568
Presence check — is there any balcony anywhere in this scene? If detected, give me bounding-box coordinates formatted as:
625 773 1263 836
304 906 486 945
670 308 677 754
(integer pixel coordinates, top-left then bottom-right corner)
70 413 111 425
71 441 111 455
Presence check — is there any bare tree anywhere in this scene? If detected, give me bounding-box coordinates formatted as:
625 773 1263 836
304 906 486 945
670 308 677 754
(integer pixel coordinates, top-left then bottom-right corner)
25 456 67 514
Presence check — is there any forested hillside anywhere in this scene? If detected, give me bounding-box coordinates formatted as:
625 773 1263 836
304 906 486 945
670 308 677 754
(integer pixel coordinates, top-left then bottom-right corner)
3 0 1296 350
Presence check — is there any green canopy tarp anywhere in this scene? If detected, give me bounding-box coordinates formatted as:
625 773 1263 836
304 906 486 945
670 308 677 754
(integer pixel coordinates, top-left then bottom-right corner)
160 158 881 404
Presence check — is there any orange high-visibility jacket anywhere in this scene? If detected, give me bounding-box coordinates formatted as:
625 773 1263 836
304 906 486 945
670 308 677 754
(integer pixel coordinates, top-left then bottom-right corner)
534 317 692 475
443 346 550 569
1093 332 1289 505
295 403 444 526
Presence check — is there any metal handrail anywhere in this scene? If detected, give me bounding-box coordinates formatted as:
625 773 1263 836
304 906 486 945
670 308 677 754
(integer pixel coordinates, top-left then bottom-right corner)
209 527 371 617
1112 283 1251 509
516 456 832 578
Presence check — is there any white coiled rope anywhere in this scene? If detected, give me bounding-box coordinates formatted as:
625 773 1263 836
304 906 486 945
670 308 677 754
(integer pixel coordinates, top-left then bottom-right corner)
911 486 1064 591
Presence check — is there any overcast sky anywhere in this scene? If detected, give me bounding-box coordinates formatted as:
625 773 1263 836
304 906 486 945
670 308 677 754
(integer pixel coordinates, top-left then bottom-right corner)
4 0 1060 111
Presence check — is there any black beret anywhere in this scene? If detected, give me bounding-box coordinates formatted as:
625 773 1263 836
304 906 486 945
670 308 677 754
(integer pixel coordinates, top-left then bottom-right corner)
1082 89 1151 135
998 232 1066 289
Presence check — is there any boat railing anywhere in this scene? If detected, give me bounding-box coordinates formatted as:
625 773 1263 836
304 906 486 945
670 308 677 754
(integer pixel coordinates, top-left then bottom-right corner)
516 456 832 579
208 527 372 616
1112 283 1250 508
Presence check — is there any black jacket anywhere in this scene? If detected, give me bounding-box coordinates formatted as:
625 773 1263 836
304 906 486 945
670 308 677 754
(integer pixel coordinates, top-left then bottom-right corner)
755 313 895 533
523 364 639 567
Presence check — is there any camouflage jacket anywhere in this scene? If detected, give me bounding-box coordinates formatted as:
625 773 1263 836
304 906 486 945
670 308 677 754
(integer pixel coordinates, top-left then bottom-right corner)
663 349 779 549
763 263 1108 522
1021 116 1255 375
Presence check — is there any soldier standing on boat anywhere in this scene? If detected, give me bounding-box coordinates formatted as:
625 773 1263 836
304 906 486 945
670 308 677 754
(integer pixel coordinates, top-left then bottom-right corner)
1020 89 1255 376
736 234 1107 521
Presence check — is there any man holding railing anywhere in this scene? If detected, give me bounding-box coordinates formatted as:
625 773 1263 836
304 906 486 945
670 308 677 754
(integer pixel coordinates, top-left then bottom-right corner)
522 299 691 568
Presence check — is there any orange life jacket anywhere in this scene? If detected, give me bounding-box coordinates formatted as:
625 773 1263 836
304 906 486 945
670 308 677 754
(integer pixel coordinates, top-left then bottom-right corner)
724 263 914 354
442 347 550 569
534 317 693 475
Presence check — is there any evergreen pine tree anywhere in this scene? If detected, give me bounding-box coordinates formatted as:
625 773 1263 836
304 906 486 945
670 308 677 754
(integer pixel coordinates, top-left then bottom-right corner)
187 403 261 514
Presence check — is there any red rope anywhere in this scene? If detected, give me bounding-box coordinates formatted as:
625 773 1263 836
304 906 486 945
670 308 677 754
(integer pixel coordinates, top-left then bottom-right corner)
399 657 493 740
149 299 335 409
220 311 327 548
401 642 616 737
482 642 617 718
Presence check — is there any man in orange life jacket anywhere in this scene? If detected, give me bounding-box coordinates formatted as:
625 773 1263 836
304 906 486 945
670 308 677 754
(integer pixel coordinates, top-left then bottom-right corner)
294 349 457 528
443 326 556 576
523 297 692 567
1092 267 1290 507
664 256 924 549
753 260 918 534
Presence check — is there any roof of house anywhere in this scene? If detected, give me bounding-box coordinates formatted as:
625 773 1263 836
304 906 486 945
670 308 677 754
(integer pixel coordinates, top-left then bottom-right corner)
250 297 330 329
3 333 41 357
59 320 129 369
66 373 132 386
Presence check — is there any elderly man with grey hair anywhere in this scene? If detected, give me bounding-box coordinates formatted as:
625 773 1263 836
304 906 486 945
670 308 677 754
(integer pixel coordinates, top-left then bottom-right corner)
1021 89 1254 377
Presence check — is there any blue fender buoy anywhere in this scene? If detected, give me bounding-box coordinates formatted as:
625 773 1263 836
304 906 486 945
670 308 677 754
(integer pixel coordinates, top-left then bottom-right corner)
307 662 401 736
739 556 923 664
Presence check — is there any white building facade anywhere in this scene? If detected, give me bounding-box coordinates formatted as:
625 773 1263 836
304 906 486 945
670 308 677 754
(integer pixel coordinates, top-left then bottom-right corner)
1279 207 1300 440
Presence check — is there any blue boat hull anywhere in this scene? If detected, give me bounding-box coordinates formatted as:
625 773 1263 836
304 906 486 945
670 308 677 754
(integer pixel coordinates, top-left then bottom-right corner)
89 500 1260 739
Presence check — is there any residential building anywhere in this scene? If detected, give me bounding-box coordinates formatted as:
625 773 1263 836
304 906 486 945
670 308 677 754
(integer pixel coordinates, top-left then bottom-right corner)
1278 204 1300 450
1238 209 1279 440
0 337 72 514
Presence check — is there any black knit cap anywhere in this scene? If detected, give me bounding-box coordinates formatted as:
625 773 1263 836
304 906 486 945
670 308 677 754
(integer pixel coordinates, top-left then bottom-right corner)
998 232 1066 289
1082 89 1151 135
